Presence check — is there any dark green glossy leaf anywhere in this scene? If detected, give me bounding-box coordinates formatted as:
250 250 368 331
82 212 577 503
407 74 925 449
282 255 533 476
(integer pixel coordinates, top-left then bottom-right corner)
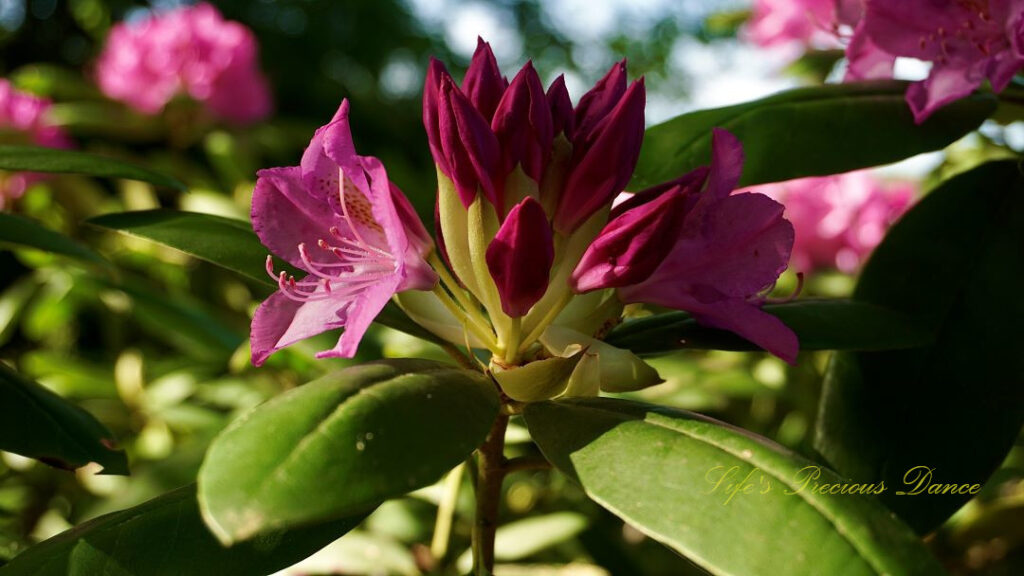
0 484 362 576
0 146 184 190
525 398 944 576
631 81 995 190
0 363 127 475
86 209 286 286
815 160 1024 533
606 299 933 356
83 275 242 361
198 359 499 545
0 213 106 265
86 209 435 342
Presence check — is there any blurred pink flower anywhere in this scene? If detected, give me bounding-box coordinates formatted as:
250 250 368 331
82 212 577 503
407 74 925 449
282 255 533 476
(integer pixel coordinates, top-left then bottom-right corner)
250 100 436 365
744 171 915 274
95 3 271 124
844 0 1024 122
746 0 843 51
0 80 72 209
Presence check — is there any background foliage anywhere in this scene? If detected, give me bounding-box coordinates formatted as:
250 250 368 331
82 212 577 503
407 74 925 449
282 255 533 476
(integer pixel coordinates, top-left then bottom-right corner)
0 1 1021 575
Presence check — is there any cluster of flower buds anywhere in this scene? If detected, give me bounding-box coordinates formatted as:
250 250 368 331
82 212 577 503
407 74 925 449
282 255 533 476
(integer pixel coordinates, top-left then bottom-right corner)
95 3 272 124
251 39 798 402
0 80 72 209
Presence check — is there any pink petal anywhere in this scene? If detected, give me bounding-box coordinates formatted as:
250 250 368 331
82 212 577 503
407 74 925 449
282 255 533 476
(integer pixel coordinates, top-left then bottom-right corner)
678 288 799 365
905 65 981 124
844 23 896 81
320 274 403 359
616 191 797 363
390 181 435 258
302 99 372 210
251 166 338 269
359 155 438 291
647 192 794 298
250 287 346 366
705 128 744 200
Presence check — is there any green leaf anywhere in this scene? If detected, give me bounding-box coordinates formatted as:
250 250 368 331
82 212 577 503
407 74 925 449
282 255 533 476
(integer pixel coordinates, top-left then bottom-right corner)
605 299 933 356
815 160 1024 533
86 209 285 286
631 81 995 190
525 398 944 576
0 146 185 190
198 359 499 545
0 484 362 576
0 213 106 265
86 209 436 343
0 363 127 475
84 275 242 361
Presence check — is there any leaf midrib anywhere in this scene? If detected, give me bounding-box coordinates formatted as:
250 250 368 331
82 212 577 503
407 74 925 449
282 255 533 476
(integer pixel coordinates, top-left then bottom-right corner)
559 402 896 576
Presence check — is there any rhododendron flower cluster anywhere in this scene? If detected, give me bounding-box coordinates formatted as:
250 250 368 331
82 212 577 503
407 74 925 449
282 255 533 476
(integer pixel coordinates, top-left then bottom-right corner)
251 39 799 400
744 171 915 274
0 80 71 209
845 0 1024 122
746 0 1024 123
95 3 271 124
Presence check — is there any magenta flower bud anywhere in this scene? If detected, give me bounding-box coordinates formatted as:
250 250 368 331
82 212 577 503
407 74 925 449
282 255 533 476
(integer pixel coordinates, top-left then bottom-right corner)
423 57 452 176
547 75 575 138
610 166 710 219
438 75 501 208
462 37 508 121
573 60 627 143
571 128 798 364
491 61 554 183
554 78 646 234
571 185 689 292
485 197 555 317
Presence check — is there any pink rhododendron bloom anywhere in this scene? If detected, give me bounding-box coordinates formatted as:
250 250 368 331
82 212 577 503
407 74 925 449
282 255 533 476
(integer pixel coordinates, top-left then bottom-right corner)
0 80 72 209
746 0 843 51
250 100 437 365
417 41 796 366
95 3 271 124
844 0 1024 122
572 129 799 364
744 171 915 273
249 39 800 381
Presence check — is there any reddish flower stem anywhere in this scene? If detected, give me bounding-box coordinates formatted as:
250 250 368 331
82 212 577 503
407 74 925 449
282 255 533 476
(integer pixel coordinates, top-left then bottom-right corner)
473 410 509 575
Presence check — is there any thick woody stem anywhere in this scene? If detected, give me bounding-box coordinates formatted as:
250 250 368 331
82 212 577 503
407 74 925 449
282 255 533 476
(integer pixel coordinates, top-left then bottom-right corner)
472 410 509 575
